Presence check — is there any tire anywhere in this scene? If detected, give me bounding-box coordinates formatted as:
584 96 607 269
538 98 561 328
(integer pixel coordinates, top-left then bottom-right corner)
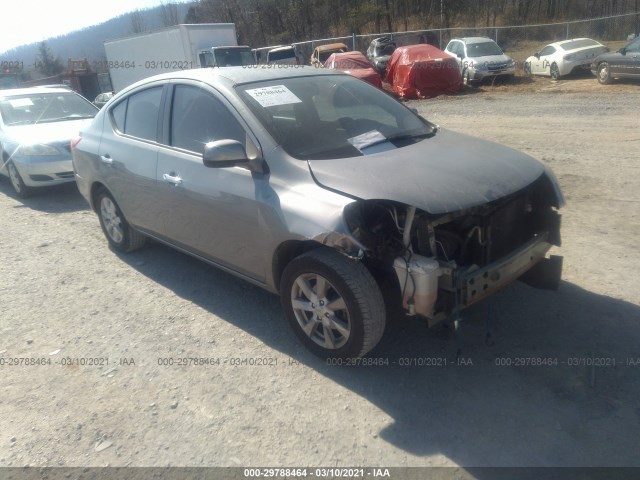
550 63 561 80
280 248 386 359
95 188 146 252
523 62 532 77
462 68 476 87
597 62 612 85
6 161 32 198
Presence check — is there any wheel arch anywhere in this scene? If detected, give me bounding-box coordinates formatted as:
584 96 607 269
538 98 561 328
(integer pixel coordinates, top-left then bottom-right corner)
89 182 110 213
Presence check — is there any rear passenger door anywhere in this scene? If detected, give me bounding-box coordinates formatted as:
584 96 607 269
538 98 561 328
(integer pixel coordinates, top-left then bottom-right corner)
156 82 267 281
100 84 164 234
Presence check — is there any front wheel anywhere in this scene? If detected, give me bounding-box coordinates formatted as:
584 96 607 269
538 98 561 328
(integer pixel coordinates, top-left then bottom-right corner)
96 188 146 252
523 62 532 77
550 63 561 80
597 62 612 84
6 161 32 198
280 249 386 359
462 69 477 87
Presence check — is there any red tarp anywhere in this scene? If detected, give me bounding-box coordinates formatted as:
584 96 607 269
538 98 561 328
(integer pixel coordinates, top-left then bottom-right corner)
324 51 383 89
385 45 462 99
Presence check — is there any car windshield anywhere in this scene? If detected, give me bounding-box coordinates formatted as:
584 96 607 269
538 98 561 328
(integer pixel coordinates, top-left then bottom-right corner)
0 92 97 126
467 41 504 57
238 75 435 160
215 48 255 66
268 48 296 62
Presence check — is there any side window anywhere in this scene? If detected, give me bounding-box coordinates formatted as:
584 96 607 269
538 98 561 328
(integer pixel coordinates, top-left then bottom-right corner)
170 84 245 153
122 87 162 141
540 46 556 56
111 100 127 132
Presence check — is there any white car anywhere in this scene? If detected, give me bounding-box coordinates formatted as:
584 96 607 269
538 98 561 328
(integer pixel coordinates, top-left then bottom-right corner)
0 87 98 197
524 38 609 80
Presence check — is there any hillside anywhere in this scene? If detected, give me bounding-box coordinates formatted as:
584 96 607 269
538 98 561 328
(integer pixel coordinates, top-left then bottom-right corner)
0 3 193 80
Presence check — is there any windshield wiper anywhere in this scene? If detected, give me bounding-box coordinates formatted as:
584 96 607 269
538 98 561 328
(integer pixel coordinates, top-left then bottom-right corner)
361 131 434 150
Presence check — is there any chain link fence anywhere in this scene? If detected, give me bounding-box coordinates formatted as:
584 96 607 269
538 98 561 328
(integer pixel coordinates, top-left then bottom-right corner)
255 12 639 65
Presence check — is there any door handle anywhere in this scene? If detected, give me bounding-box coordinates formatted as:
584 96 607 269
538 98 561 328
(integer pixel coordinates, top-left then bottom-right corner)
162 173 182 186
100 155 113 165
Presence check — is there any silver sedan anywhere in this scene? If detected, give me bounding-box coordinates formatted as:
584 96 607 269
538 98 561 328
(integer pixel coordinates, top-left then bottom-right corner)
72 67 563 359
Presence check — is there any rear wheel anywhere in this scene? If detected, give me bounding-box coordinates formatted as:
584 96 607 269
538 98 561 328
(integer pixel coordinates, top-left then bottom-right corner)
6 161 32 198
96 188 145 252
280 249 386 359
597 62 612 84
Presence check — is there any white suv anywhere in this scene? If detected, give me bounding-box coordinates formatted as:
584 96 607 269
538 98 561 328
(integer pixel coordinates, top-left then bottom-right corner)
445 37 515 86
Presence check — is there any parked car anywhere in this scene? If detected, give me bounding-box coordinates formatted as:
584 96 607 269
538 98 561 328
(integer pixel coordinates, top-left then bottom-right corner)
324 51 382 88
591 35 640 84
266 45 301 65
366 37 397 75
0 87 98 197
72 67 563 359
93 91 114 108
444 37 515 86
524 38 608 80
310 43 348 67
386 44 463 99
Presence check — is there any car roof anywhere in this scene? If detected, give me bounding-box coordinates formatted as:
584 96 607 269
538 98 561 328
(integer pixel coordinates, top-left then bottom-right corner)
127 66 345 90
268 45 296 53
547 38 599 48
453 37 495 44
314 43 348 52
0 86 74 98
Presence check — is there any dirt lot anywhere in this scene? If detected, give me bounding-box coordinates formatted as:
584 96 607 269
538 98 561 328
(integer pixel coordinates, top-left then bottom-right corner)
1 77 639 472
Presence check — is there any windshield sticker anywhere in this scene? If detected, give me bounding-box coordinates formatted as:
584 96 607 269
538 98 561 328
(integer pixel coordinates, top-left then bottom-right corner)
246 85 302 107
9 98 34 108
348 130 387 150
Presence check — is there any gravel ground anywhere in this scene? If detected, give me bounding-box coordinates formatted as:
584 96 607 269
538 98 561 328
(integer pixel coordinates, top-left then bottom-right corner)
1 78 639 471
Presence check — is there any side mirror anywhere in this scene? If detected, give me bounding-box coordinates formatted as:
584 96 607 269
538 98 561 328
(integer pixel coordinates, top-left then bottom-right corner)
534 52 540 59
618 47 627 55
203 140 249 168
457 52 464 59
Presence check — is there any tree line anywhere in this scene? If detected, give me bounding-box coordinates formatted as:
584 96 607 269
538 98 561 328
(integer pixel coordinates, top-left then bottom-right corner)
183 0 639 47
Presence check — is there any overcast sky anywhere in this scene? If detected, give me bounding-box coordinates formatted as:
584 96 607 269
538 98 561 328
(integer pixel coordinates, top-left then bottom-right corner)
0 0 191 52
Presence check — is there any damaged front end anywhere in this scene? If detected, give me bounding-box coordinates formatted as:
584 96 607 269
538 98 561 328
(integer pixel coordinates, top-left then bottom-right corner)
343 172 563 324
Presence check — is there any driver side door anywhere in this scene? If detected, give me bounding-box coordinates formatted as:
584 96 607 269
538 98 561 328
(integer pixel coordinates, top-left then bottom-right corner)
155 82 267 281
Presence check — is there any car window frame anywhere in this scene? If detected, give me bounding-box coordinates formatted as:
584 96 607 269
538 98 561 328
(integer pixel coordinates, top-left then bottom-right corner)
108 82 168 145
158 79 264 168
540 45 557 56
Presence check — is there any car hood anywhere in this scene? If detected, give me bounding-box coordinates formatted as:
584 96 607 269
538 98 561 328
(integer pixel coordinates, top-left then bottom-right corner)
470 54 512 66
308 128 548 215
3 119 93 145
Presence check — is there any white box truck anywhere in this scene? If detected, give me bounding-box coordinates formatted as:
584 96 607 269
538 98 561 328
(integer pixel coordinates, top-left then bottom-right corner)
104 23 242 92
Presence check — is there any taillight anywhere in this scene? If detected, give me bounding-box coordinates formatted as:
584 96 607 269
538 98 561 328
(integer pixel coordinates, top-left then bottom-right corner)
70 136 82 149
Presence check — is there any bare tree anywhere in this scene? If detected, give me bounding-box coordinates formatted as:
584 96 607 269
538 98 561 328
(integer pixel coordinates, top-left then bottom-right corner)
129 10 146 34
35 41 64 77
160 2 180 27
